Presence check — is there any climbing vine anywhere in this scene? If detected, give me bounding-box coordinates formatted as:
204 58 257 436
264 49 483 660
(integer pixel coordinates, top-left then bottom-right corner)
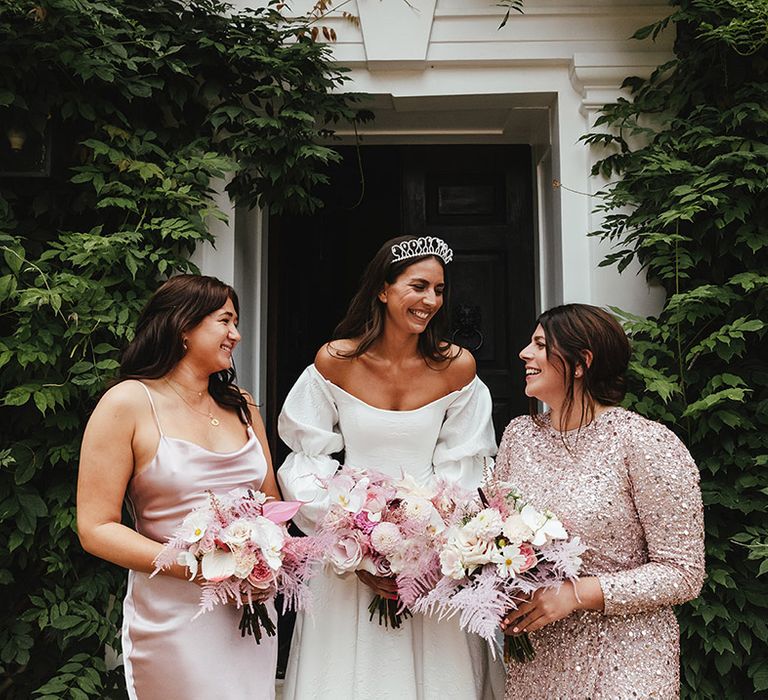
0 1 366 696
586 1 768 696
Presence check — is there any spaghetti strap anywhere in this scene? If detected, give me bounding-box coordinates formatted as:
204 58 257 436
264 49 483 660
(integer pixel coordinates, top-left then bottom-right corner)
137 382 164 436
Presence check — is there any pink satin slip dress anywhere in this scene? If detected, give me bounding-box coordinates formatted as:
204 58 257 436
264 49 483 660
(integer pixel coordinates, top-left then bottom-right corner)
121 383 277 700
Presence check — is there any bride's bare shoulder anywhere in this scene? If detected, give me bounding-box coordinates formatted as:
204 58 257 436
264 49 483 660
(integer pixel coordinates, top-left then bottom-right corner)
314 339 358 381
442 345 477 390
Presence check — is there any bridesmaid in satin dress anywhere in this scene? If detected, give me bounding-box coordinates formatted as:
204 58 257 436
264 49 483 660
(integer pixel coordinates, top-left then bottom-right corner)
495 304 705 699
77 275 281 700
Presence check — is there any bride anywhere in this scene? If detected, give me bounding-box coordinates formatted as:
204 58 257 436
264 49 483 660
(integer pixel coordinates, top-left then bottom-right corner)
277 236 504 699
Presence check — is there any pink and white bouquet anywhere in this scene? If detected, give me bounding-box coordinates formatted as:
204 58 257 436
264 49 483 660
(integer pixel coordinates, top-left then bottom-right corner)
317 467 470 628
411 481 587 662
153 489 324 643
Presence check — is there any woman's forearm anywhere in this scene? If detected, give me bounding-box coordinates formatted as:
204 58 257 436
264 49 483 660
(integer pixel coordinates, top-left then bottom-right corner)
79 521 189 580
573 577 605 612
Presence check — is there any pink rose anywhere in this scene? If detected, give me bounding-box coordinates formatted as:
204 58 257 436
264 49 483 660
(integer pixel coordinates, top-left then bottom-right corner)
517 543 537 572
328 532 365 575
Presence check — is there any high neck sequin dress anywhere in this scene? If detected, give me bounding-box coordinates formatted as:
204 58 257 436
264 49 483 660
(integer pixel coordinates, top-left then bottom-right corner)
277 365 505 700
493 408 705 700
121 383 277 700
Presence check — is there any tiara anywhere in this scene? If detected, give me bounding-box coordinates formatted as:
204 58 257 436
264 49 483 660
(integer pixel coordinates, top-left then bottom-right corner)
390 237 454 264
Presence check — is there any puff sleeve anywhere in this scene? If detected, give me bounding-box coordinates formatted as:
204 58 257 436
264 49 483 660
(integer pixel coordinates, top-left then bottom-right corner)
598 419 705 616
277 367 344 535
432 377 497 491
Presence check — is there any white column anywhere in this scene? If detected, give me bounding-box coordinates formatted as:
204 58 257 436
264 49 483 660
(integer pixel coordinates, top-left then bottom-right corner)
569 53 666 316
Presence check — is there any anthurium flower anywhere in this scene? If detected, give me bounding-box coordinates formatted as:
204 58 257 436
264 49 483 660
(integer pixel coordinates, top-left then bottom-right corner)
201 549 237 581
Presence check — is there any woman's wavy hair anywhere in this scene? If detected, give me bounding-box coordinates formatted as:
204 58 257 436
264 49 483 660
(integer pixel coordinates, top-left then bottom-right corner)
119 274 251 424
531 304 630 429
332 235 458 364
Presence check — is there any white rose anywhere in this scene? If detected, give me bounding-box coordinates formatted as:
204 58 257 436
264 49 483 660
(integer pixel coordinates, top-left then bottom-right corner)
439 546 466 580
451 529 496 567
221 519 257 548
502 512 534 544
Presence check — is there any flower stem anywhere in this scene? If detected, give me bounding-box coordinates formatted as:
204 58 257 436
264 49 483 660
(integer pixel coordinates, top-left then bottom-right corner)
504 632 536 663
367 595 412 629
238 602 276 644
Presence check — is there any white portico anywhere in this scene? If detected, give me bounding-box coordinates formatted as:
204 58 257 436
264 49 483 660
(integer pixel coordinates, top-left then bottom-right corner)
197 0 673 406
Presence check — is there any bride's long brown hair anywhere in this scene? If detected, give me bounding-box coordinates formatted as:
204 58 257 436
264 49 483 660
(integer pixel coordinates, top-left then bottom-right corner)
119 275 251 424
332 235 459 364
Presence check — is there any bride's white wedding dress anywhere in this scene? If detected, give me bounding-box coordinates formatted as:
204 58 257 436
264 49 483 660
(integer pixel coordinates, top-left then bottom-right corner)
277 365 505 700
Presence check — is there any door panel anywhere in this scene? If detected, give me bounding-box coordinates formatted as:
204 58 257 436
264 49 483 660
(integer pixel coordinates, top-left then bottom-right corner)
402 145 535 435
270 145 535 447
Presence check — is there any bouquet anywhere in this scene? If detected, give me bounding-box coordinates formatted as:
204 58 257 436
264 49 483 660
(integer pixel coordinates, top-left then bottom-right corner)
411 482 586 662
153 489 324 643
318 467 468 628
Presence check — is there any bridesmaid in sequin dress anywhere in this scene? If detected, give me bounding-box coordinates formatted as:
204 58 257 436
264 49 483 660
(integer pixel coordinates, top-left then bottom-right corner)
495 304 705 700
77 275 280 699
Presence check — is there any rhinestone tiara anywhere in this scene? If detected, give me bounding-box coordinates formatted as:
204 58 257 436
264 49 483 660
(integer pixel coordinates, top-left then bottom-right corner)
390 236 454 265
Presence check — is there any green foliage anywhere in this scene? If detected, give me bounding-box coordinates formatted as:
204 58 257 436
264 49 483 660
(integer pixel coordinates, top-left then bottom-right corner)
0 0 365 696
586 1 768 696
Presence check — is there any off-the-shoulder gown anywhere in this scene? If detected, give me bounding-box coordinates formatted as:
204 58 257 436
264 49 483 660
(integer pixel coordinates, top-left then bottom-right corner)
277 365 505 700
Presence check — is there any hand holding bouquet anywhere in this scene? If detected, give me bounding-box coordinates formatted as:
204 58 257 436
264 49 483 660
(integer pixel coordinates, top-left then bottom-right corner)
153 489 323 643
317 467 466 628
412 481 587 662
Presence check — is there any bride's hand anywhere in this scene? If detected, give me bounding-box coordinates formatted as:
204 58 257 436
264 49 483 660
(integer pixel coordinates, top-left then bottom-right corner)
355 571 399 599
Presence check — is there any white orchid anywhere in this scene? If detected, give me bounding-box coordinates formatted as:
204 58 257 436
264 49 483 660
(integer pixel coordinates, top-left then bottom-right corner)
250 517 286 570
520 504 568 546
176 551 199 580
179 509 211 543
395 473 436 500
328 474 370 513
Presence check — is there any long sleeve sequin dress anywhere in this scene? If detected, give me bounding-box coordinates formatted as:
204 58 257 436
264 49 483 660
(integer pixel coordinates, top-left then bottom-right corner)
493 408 705 700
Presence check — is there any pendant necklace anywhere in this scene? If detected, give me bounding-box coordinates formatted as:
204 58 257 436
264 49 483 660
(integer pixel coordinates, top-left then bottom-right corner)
165 378 220 426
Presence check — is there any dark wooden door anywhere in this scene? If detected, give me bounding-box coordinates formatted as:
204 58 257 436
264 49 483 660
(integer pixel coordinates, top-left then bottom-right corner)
401 145 535 435
268 145 535 676
269 145 535 453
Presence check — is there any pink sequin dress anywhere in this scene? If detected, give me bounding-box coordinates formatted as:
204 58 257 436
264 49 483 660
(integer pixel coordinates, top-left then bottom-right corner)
494 407 705 700
121 383 277 700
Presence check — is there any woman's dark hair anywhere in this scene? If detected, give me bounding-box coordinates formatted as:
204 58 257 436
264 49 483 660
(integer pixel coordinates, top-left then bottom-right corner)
532 303 630 429
332 235 458 364
119 274 251 424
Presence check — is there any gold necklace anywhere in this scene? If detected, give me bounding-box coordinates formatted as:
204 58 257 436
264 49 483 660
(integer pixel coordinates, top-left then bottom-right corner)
164 378 220 427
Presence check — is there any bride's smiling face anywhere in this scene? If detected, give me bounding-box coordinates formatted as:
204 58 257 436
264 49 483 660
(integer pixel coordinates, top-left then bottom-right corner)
379 257 445 334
